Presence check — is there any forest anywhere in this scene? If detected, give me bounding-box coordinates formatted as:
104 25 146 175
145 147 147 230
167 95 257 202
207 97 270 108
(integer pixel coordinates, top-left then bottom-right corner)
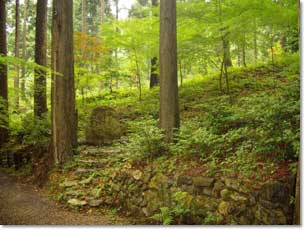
0 0 300 226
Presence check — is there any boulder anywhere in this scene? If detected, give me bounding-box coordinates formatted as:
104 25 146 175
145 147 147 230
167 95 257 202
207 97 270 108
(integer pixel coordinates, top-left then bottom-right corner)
86 106 124 145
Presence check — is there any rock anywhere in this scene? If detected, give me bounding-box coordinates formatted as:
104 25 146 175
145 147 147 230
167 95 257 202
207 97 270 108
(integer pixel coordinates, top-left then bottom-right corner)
181 184 194 194
149 174 168 189
239 216 251 225
193 177 215 187
76 168 95 174
132 170 143 180
68 198 87 206
224 178 245 192
259 199 280 209
89 199 103 207
202 187 213 196
260 181 290 204
177 175 193 186
143 190 162 214
142 207 150 217
85 106 124 145
248 195 256 206
220 189 231 201
60 181 78 188
80 177 93 185
255 204 286 224
218 201 234 216
212 181 225 198
65 190 83 197
230 192 248 203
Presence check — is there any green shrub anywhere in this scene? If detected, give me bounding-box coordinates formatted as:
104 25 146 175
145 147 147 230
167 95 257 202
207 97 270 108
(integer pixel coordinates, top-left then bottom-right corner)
9 113 51 149
125 118 166 160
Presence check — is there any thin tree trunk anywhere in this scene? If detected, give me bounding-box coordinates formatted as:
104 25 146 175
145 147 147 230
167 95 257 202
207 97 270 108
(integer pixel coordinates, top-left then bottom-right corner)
237 45 241 66
253 18 258 64
242 33 246 67
149 0 159 88
0 0 8 147
179 58 183 86
82 0 87 33
100 0 105 24
20 0 28 100
114 0 119 89
34 0 48 118
294 163 300 225
14 0 20 111
219 59 224 92
134 50 142 101
160 0 180 142
51 0 77 165
150 56 159 88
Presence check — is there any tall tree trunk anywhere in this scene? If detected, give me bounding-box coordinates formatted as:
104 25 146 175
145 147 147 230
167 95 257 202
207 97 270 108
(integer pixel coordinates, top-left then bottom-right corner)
150 56 159 88
293 162 300 224
51 0 77 165
253 18 258 64
242 33 246 67
20 0 28 100
179 58 183 86
114 0 119 90
134 50 142 101
82 0 87 33
160 0 179 142
149 0 159 88
14 0 20 111
34 0 48 118
223 38 232 67
0 0 8 147
100 0 105 32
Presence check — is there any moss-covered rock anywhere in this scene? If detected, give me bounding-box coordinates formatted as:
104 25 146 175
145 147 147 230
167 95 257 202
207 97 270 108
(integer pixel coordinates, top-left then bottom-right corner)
193 177 215 187
218 201 235 216
86 106 124 145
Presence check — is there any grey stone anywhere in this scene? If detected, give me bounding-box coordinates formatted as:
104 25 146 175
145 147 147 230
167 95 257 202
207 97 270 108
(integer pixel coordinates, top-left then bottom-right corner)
193 177 215 187
89 199 103 207
68 198 87 206
177 175 193 186
60 181 78 188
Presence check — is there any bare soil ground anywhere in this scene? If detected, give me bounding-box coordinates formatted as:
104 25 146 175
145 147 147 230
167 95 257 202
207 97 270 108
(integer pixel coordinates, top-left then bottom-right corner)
0 170 126 225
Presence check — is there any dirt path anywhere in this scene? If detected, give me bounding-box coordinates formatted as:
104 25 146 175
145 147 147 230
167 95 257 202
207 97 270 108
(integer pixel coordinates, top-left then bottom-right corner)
0 170 126 225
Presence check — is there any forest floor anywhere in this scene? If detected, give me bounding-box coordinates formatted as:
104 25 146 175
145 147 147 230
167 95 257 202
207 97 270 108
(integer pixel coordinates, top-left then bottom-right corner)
0 170 128 225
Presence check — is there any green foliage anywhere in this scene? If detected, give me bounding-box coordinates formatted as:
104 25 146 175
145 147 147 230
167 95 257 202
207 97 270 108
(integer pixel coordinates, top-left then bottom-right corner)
125 118 166 160
9 113 50 149
151 191 195 225
171 74 299 162
151 207 173 225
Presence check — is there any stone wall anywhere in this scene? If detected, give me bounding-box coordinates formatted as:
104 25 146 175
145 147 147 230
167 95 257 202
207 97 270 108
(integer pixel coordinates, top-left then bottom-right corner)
107 169 296 225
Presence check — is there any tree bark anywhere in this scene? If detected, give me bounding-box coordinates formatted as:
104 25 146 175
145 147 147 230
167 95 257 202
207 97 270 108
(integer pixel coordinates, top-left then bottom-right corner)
159 0 179 142
0 0 8 147
100 0 105 26
242 33 246 67
51 0 77 165
14 0 20 111
293 163 300 225
20 0 28 100
34 0 48 118
149 0 159 88
253 18 258 64
82 0 87 33
150 56 159 88
223 38 232 67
